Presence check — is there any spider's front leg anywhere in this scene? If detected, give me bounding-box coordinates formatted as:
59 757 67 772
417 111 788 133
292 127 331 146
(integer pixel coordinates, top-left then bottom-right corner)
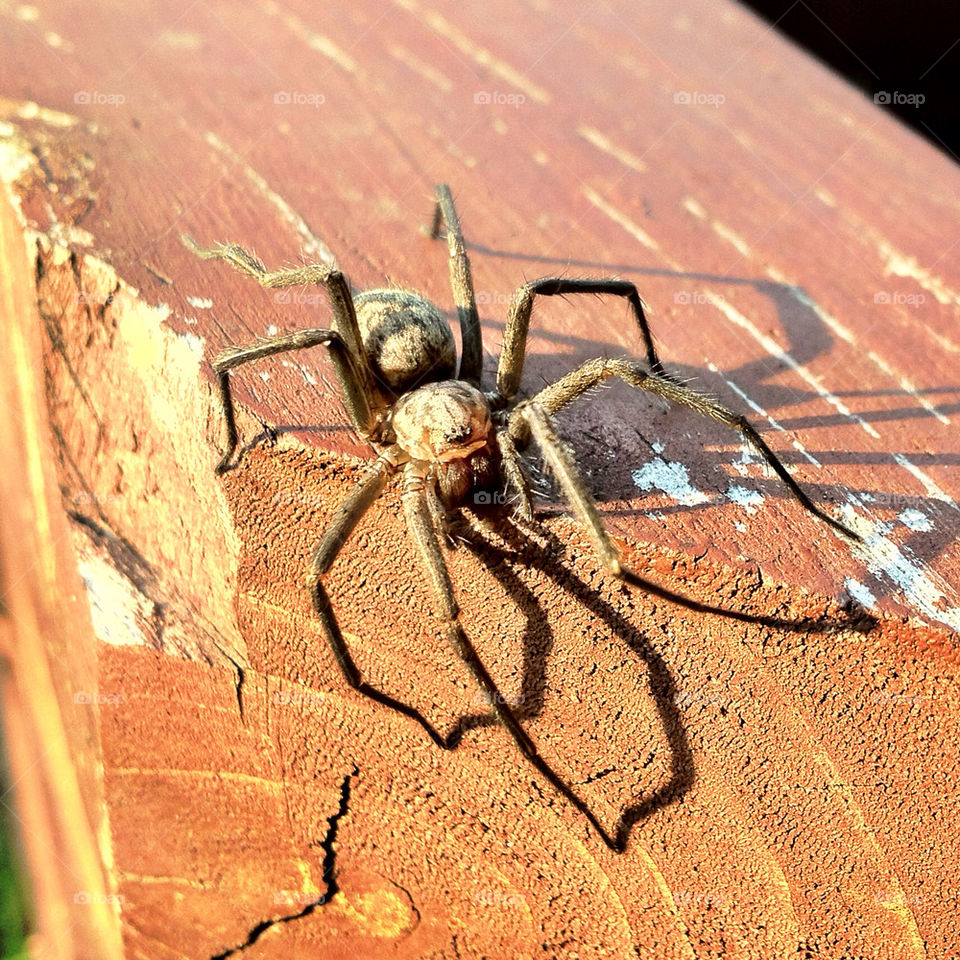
514 359 860 542
308 448 452 748
182 235 382 468
496 278 669 405
402 461 621 850
208 329 375 473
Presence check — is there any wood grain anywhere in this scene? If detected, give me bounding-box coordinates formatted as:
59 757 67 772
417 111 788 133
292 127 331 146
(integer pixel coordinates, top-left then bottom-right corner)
1 0 958 956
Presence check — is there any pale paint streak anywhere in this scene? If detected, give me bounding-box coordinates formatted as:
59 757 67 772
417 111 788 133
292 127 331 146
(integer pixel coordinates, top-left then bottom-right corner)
583 185 659 251
684 194 950 422
392 0 551 104
259 0 359 73
389 43 454 92
203 130 337 265
577 125 647 172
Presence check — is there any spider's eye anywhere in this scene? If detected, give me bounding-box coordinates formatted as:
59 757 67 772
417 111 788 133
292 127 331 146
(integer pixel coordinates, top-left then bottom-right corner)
444 424 473 443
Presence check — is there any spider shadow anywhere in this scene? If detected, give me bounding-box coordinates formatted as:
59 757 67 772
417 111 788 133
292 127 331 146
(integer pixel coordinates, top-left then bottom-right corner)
460 242 960 612
428 510 873 853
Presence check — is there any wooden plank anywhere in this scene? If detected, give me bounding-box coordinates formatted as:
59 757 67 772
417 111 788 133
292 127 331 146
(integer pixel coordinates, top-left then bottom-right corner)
1 0 958 956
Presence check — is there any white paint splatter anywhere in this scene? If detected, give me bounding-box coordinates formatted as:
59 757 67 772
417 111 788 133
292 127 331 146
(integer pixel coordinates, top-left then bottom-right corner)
186 295 212 309
899 509 933 532
727 485 765 514
632 457 710 506
841 505 960 632
844 577 878 609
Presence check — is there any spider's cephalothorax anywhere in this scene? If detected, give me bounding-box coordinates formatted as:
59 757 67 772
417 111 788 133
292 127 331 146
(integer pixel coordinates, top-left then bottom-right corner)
183 184 860 852
389 379 499 509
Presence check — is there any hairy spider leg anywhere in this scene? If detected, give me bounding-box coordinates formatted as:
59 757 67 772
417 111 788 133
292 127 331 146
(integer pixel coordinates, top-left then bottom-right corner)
307 450 455 749
207 329 373 474
428 185 483 387
402 460 623 850
496 278 669 405
496 427 535 521
514 359 861 541
181 235 381 454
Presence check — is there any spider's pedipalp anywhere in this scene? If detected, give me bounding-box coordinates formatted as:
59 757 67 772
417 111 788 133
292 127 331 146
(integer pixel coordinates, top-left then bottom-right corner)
518 401 623 577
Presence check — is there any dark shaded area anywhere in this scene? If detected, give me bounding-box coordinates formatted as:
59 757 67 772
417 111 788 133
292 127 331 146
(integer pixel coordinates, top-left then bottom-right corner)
741 0 960 162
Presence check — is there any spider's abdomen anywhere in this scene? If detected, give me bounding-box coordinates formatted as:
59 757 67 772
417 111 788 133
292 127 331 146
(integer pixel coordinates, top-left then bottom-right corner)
354 288 456 393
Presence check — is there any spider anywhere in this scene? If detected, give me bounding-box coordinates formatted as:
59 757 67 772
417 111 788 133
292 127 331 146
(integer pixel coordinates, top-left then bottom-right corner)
182 184 860 849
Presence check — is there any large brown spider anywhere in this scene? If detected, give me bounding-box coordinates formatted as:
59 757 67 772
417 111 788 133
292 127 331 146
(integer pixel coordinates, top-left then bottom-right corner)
182 185 859 850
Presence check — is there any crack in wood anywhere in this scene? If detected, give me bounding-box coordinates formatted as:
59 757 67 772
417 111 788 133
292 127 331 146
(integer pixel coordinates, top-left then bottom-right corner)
207 764 358 959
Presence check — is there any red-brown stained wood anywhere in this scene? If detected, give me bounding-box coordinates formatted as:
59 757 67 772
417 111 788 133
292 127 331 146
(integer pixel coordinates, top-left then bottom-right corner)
0 0 958 957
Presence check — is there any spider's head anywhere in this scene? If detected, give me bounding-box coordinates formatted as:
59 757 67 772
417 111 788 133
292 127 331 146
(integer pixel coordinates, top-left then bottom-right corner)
391 380 499 508
390 380 492 462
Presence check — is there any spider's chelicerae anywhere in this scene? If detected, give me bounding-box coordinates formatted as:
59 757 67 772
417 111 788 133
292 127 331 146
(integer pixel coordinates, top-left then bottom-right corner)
183 185 859 850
